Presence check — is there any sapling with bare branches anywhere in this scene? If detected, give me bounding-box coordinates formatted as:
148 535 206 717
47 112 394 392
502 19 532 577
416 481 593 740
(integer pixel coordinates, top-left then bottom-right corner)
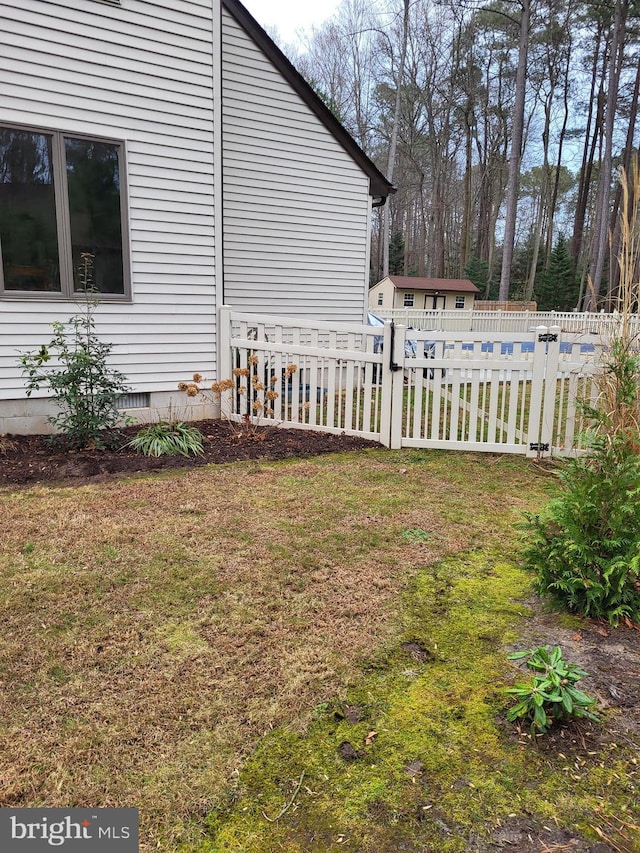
179 357 298 439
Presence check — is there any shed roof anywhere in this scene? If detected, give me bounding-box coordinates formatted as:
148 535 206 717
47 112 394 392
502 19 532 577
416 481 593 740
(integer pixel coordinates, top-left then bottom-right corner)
222 0 394 200
385 276 479 294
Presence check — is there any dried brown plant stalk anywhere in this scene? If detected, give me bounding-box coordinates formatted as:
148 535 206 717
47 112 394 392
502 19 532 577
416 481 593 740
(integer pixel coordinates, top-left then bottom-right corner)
589 156 640 449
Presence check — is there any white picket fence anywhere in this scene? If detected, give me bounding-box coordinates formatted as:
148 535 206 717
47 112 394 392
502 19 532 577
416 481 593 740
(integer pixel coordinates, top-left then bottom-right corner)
374 308 637 336
218 306 602 457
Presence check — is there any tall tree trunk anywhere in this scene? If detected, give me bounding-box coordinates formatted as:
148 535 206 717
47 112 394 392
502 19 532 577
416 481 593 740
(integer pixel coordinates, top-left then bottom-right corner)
498 0 531 301
545 56 571 270
585 0 628 310
524 191 546 301
460 110 474 276
571 18 605 267
382 0 410 279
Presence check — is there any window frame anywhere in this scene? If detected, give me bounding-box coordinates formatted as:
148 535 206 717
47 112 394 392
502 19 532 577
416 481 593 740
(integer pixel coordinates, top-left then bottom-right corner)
0 121 131 302
403 292 414 307
377 292 384 306
455 295 466 309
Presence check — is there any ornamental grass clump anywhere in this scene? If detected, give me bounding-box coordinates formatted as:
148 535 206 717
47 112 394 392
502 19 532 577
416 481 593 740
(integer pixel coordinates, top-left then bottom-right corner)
127 420 204 457
506 646 599 736
522 160 640 625
0 434 15 455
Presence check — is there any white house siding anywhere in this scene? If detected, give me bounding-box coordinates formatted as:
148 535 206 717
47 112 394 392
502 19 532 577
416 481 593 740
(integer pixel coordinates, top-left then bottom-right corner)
221 8 371 323
0 0 218 423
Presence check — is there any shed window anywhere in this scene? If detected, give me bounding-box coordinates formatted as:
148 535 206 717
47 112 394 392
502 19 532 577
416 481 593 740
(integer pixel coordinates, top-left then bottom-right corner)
377 292 384 306
403 292 414 307
455 295 466 309
0 124 129 298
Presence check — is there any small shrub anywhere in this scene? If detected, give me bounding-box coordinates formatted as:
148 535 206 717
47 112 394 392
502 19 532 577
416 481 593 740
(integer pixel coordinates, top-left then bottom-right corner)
522 436 640 624
19 255 130 449
505 645 599 736
127 421 204 457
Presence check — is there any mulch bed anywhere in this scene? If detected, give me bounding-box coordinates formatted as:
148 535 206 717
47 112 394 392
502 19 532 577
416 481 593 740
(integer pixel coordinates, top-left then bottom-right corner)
0 420 379 487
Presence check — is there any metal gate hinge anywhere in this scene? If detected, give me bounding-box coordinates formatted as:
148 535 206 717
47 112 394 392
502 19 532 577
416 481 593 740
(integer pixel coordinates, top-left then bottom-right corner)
538 333 558 343
529 442 550 452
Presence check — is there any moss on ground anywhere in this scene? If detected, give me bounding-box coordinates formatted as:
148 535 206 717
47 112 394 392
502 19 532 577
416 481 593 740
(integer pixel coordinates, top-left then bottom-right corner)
189 550 638 852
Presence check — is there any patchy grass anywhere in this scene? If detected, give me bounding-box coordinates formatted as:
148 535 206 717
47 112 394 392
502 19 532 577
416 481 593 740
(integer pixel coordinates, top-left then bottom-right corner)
202 550 639 852
0 449 637 851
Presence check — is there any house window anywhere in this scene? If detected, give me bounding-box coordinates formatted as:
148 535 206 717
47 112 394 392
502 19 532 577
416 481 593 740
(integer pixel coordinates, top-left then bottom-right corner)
455 295 466 309
0 124 129 298
403 292 414 307
377 292 384 306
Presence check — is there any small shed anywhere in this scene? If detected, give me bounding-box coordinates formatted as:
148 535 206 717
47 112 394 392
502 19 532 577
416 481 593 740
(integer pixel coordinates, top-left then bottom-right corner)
370 276 479 311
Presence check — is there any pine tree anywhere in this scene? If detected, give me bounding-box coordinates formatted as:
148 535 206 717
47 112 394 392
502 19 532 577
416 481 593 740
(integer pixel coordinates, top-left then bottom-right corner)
464 256 492 298
389 231 405 275
535 234 578 311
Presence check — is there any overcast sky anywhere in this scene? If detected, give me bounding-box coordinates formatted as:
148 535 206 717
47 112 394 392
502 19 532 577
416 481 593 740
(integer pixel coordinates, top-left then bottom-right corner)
241 0 340 44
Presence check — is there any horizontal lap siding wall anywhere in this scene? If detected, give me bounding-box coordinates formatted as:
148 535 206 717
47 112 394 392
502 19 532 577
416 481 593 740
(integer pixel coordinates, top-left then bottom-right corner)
0 0 217 398
221 8 370 323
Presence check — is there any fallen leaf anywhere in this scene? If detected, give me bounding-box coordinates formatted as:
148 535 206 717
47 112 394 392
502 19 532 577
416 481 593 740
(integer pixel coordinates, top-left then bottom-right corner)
364 730 378 746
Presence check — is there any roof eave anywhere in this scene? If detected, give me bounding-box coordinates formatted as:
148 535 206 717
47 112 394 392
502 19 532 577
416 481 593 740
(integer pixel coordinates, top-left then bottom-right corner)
221 0 394 200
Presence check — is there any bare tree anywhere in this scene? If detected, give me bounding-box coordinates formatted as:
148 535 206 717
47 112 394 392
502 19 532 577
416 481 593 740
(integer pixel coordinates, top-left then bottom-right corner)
584 0 629 309
498 0 532 301
382 0 410 279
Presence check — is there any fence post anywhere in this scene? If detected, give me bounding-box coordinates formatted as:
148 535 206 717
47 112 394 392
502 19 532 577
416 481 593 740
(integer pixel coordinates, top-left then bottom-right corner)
527 325 548 457
379 321 394 447
539 325 561 457
389 323 406 449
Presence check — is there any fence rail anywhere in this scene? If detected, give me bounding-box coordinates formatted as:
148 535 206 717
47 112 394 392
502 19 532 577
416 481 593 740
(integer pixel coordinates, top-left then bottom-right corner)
373 308 638 336
220 307 603 457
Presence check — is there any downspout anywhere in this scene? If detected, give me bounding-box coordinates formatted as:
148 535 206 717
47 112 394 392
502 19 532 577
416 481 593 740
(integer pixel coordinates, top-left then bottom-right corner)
213 0 225 384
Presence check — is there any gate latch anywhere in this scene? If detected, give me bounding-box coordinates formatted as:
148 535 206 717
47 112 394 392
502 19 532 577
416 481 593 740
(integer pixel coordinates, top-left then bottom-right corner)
529 442 550 452
389 322 402 372
538 333 558 343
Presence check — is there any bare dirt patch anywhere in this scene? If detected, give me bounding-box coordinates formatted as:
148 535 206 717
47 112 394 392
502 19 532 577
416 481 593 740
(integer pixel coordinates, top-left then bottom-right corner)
0 420 378 487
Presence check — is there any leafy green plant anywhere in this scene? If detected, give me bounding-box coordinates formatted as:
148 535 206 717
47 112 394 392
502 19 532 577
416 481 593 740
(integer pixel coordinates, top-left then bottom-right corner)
522 437 640 624
522 161 640 625
19 255 130 449
505 645 599 736
127 420 204 457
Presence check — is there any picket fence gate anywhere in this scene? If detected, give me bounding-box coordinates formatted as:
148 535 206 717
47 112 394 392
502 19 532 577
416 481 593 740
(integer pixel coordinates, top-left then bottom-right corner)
218 306 600 458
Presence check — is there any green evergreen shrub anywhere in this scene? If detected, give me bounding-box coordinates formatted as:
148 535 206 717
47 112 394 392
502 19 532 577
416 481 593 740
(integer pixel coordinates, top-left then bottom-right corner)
19 255 130 448
522 161 640 625
522 434 640 624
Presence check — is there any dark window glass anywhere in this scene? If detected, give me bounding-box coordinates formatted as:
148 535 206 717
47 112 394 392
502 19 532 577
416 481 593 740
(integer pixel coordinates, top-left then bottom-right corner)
65 137 124 294
0 129 61 291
